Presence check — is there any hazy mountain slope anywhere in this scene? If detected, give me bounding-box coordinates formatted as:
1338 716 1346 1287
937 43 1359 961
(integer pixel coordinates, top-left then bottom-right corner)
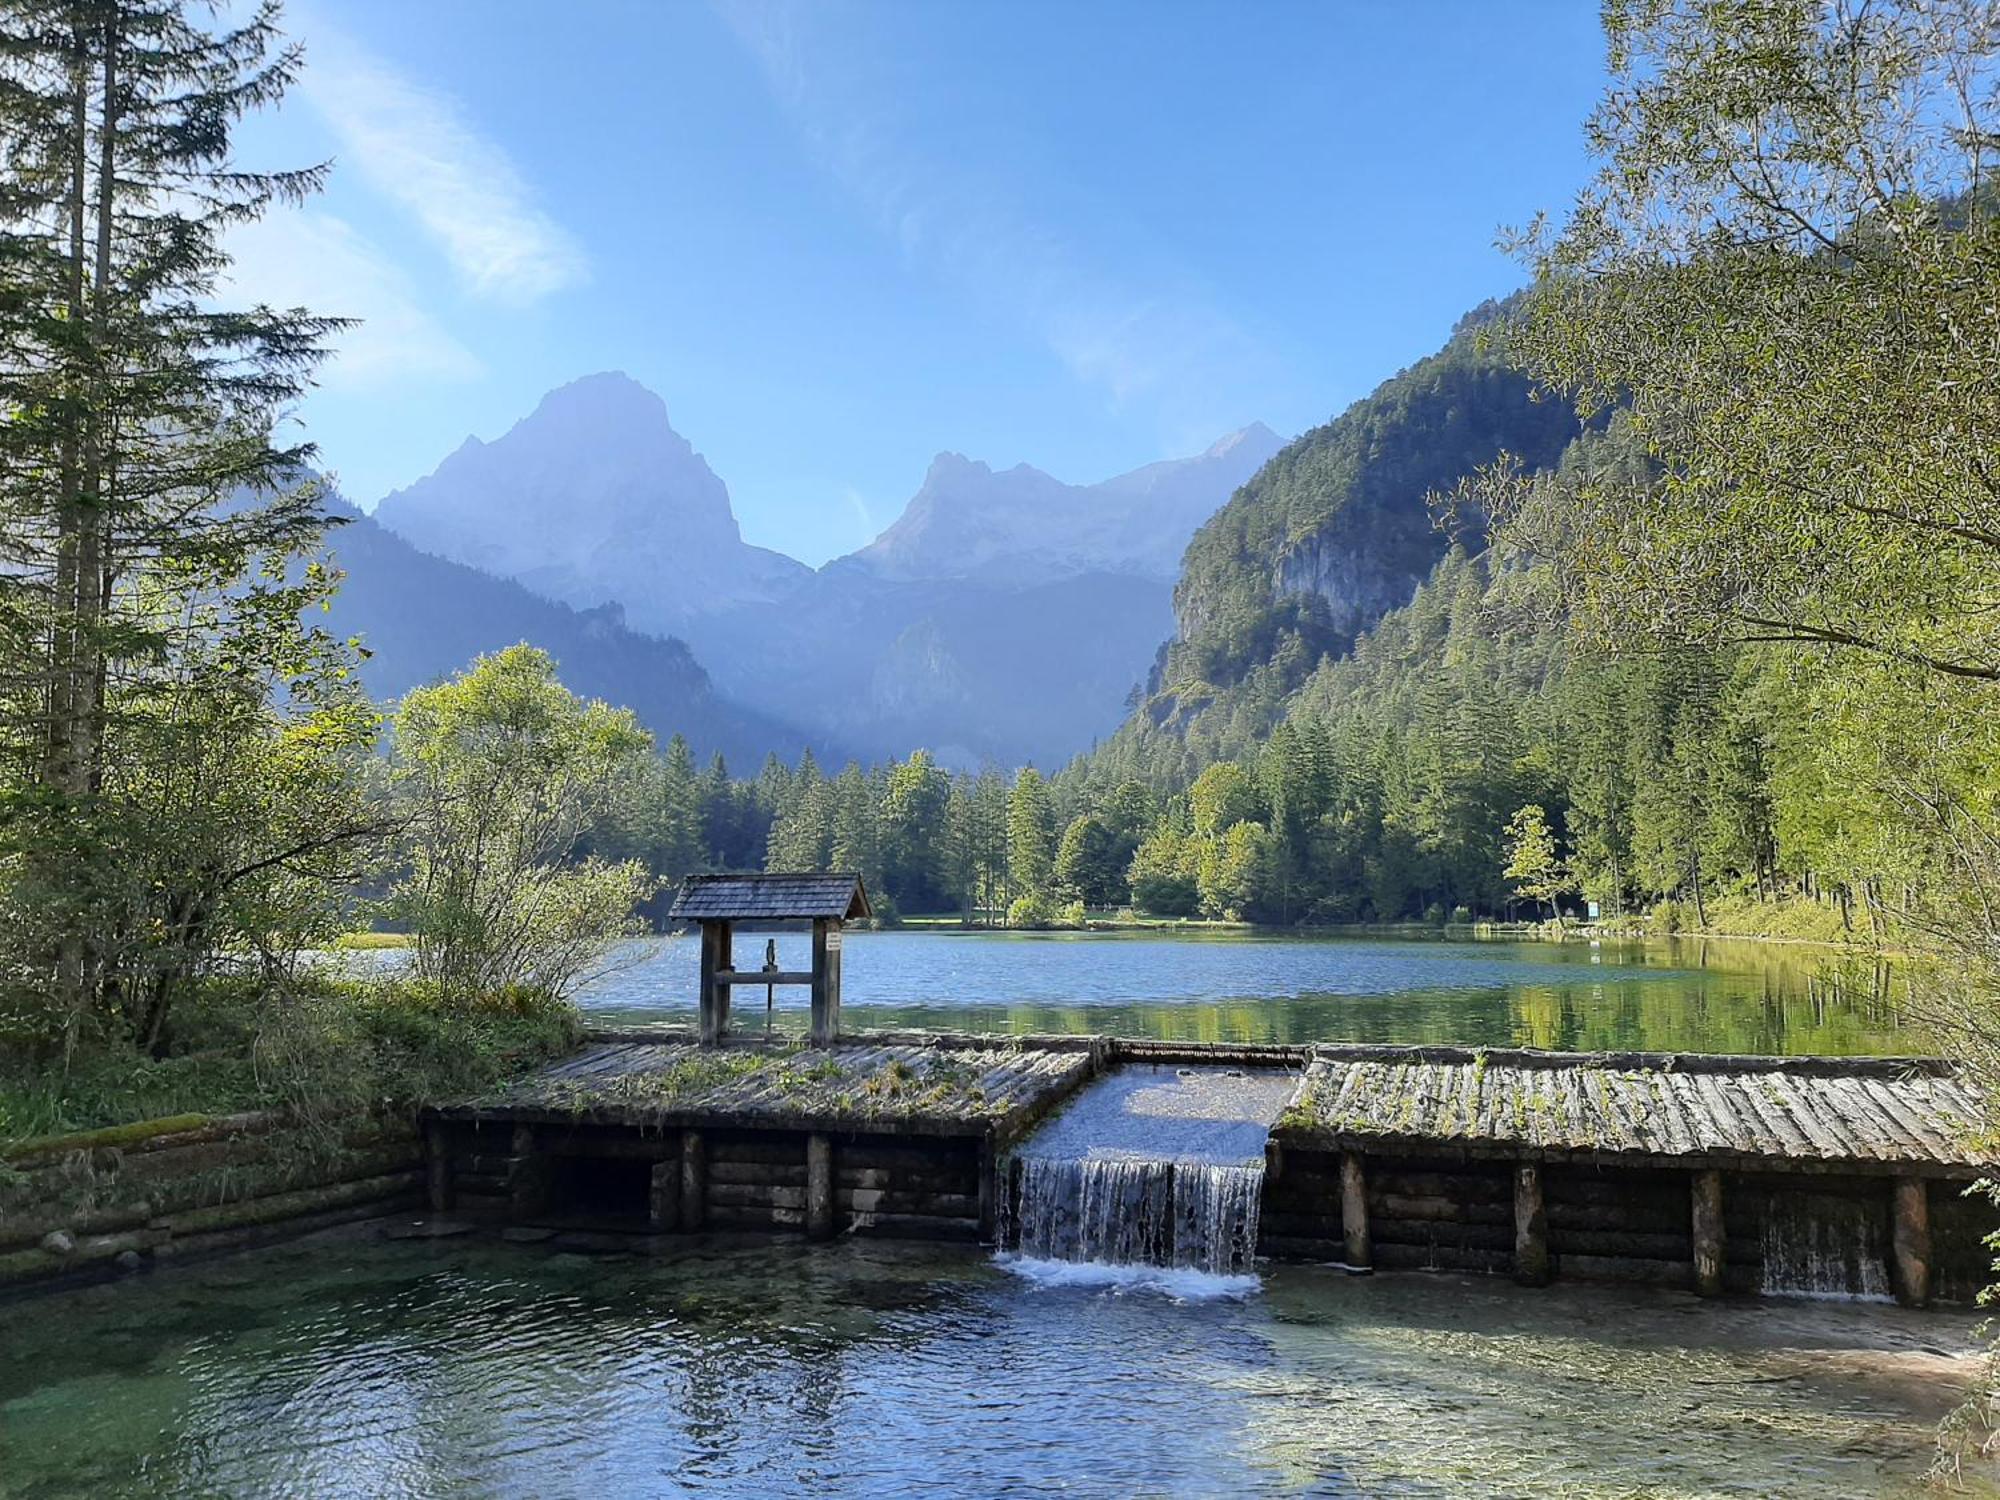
371 372 807 635
682 427 1282 766
319 496 829 766
683 564 1174 767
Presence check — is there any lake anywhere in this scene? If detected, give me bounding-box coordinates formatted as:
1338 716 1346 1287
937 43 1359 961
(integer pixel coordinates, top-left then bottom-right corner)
0 1232 1983 1498
375 928 1917 1056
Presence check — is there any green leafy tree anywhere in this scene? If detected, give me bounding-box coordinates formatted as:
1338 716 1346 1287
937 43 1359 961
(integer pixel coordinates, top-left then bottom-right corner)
1128 827 1201 917
881 750 951 911
1489 1 2000 685
1054 814 1123 907
389 646 655 1001
1189 762 1262 837
1502 804 1569 923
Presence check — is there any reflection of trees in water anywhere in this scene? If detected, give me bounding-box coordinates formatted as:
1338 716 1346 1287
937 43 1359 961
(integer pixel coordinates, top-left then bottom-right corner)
84 1246 991 1495
839 942 1913 1055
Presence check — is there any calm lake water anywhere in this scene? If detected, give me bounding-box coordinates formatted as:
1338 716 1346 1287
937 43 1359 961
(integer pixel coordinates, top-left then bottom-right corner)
0 1231 1983 1498
407 928 1916 1056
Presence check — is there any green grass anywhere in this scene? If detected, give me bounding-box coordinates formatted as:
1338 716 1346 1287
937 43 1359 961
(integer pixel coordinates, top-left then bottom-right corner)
330 931 414 950
0 977 578 1148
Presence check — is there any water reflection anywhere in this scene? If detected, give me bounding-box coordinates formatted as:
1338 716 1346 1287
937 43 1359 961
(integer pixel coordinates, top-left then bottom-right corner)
451 930 1921 1055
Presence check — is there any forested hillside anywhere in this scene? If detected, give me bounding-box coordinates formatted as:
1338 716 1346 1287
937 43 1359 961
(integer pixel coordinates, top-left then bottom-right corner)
1154 300 1583 721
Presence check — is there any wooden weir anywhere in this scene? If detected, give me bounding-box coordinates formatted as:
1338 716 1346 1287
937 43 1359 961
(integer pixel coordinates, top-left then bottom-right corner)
421 1034 1998 1307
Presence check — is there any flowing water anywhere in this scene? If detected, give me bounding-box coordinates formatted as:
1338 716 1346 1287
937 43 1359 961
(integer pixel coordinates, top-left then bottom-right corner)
1005 1065 1296 1278
0 1229 1987 1498
343 928 1915 1054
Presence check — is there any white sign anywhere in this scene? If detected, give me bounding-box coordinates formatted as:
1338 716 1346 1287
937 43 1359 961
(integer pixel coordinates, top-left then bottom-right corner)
825 927 842 954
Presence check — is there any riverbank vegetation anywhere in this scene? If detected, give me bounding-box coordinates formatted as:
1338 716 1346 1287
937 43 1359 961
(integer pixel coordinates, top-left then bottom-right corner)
0 4 623 1143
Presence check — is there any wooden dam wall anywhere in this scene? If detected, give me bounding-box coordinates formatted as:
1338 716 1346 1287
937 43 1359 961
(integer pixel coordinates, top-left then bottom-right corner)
419 1030 1998 1307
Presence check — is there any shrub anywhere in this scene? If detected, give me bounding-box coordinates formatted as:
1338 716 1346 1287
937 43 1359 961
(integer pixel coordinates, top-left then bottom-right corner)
1651 897 1688 935
1007 891 1058 929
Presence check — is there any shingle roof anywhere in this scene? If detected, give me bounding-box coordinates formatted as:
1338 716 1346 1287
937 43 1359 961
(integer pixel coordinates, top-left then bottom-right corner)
669 872 872 922
1279 1045 1991 1174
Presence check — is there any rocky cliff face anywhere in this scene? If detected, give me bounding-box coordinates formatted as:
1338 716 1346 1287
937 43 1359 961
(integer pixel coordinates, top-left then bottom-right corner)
851 424 1284 587
1158 304 1583 700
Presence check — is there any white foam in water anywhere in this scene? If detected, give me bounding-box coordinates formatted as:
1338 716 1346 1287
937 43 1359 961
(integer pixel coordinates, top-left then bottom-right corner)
995 1253 1262 1301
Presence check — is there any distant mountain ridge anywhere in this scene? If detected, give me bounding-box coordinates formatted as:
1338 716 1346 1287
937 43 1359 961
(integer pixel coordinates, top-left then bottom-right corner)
851 423 1283 585
372 373 807 637
316 491 832 767
365 374 1282 766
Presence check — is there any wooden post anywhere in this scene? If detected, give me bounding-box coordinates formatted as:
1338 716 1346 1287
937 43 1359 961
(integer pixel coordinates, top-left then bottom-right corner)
680 1130 706 1231
1691 1169 1725 1297
649 1152 680 1232
806 1133 835 1241
507 1124 549 1216
977 1139 997 1243
1513 1163 1551 1286
1339 1151 1372 1272
810 918 842 1046
698 920 734 1046
425 1123 452 1213
1892 1176 1931 1308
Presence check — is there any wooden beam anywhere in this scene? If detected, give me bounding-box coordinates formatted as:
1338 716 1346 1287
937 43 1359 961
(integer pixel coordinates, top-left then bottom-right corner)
1513 1163 1551 1286
1691 1168 1725 1297
1340 1150 1372 1272
713 970 816 987
680 1130 706 1231
806 1133 835 1241
1892 1176 1931 1307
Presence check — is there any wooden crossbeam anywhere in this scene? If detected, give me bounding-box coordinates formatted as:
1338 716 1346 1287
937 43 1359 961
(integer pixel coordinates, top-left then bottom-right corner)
713 970 816 987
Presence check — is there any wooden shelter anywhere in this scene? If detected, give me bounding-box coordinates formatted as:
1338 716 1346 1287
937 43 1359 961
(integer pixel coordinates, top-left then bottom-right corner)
669 873 871 1046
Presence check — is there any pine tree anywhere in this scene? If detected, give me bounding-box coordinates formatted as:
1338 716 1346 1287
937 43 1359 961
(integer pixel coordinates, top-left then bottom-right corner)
1006 768 1056 898
0 1 368 1041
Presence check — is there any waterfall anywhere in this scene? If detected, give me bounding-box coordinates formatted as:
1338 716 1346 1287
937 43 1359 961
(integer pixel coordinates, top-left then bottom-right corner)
1759 1189 1892 1301
998 1064 1294 1285
1006 1157 1268 1276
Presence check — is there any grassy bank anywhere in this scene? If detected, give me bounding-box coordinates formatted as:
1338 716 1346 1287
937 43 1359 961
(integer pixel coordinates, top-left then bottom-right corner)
330 931 414 951
0 978 578 1149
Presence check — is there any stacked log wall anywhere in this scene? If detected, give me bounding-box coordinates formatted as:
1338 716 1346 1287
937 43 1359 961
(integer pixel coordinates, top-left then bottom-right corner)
0 1113 422 1292
1261 1149 1514 1273
436 1120 984 1242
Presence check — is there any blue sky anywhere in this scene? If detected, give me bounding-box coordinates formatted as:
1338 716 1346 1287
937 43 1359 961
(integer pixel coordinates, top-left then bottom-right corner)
231 1 1608 566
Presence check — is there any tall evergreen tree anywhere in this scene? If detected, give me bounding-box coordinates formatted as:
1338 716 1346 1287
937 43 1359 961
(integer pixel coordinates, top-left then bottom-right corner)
0 0 371 1044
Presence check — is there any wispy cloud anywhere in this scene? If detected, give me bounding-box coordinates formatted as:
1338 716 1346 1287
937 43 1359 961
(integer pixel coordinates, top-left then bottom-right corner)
224 211 483 387
299 25 586 305
717 0 1270 440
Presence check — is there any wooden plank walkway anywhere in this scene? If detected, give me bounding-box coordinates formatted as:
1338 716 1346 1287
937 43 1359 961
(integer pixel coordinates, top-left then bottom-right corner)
1280 1044 1993 1175
439 1038 1098 1140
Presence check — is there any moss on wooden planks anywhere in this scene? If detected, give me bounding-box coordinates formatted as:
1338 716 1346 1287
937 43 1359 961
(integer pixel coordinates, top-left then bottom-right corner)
517 1046 1028 1126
